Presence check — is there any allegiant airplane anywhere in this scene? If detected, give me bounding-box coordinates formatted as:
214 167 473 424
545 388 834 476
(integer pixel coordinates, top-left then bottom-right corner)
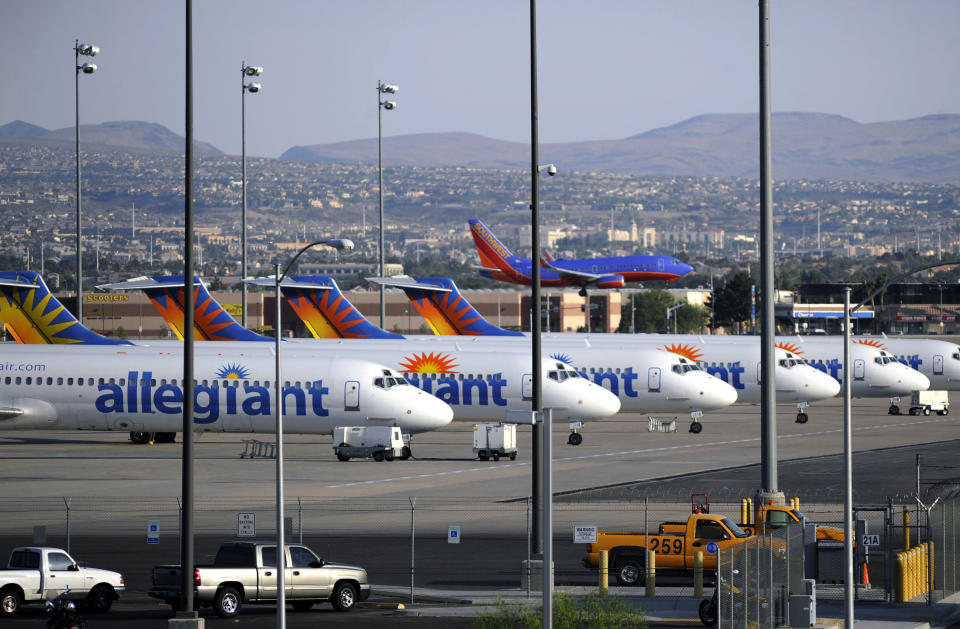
469 219 693 295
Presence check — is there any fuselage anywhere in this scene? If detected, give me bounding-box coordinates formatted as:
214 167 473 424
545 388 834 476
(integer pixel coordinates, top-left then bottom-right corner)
477 256 692 285
0 344 453 435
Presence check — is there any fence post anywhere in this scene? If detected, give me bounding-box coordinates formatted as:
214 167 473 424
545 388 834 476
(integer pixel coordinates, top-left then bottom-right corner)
904 505 911 549
599 550 608 594
526 496 531 599
693 550 703 598
63 497 71 554
646 549 655 598
409 496 416 605
297 496 303 545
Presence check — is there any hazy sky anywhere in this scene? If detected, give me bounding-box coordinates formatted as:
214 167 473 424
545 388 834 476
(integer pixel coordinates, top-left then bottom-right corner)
3 1 958 158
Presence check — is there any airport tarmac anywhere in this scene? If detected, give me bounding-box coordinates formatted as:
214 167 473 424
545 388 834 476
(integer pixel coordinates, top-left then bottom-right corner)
0 395 957 535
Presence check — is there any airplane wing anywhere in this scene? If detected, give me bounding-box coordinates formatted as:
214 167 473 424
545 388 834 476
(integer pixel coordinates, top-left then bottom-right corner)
539 258 605 282
0 407 23 420
0 278 43 289
365 276 452 293
470 264 502 274
242 278 332 291
96 276 202 291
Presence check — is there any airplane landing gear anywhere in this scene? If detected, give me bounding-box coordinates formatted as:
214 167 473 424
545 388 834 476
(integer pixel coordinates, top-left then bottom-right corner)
568 421 583 446
888 396 902 415
578 287 587 298
796 412 809 424
689 421 703 434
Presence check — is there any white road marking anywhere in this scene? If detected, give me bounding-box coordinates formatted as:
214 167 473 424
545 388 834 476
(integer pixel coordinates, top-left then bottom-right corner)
323 416 958 488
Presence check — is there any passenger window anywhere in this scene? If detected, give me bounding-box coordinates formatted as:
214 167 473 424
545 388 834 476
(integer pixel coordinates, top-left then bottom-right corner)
57 378 63 385
67 378 73 385
47 552 74 571
47 377 53 385
25 377 31 385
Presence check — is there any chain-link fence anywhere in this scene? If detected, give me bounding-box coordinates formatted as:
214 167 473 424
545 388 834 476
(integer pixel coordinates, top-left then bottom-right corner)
931 490 960 603
715 522 806 628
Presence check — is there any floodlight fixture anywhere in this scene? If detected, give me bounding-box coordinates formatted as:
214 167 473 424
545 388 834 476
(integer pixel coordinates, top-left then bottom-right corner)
382 100 396 110
379 83 399 94
244 65 263 77
245 82 261 93
77 43 99 57
81 63 97 74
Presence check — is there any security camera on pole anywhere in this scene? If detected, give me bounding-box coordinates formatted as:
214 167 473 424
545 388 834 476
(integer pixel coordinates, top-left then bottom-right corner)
74 40 99 324
240 62 262 329
377 80 398 328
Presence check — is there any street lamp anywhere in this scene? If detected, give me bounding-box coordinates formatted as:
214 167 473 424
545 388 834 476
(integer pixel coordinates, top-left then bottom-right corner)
377 80 398 328
267 237 353 629
241 62 262 329
75 40 99 324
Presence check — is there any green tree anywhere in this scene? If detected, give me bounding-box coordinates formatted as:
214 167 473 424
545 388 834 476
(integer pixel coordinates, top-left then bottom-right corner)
708 271 755 332
617 289 674 333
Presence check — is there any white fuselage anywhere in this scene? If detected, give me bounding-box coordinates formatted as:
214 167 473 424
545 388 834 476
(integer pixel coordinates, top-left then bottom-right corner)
303 337 738 415
0 344 453 435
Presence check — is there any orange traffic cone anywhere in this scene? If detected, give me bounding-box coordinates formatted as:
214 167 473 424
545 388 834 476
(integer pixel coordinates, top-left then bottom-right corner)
862 563 871 587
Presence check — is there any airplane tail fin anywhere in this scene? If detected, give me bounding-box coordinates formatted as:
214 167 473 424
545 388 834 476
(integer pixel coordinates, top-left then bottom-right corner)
541 249 555 263
281 276 404 339
99 276 271 342
0 271 132 345
468 219 529 280
372 276 523 336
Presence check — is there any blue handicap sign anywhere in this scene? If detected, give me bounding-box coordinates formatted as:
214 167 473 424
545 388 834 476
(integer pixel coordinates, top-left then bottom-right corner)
706 541 719 554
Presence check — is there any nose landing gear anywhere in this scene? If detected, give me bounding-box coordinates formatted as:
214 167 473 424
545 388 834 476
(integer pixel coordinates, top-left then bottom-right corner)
567 421 583 445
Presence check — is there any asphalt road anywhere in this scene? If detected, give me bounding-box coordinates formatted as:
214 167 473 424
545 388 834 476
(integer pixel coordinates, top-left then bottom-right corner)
1 395 958 626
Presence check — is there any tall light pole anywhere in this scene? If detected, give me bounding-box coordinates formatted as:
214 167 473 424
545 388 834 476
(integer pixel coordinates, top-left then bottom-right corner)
74 40 99 324
240 63 262 328
267 238 353 629
377 80 398 328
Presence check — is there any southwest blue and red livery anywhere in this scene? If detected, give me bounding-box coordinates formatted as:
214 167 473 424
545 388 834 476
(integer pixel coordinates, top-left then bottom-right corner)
469 219 692 295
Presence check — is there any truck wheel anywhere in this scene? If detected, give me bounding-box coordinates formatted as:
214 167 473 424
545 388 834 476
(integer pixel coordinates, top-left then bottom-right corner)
400 446 412 460
923 407 931 416
373 451 385 462
492 452 500 461
214 586 242 618
336 451 350 462
615 558 645 586
939 409 949 416
510 452 517 460
332 582 358 611
614 558 644 586
87 585 114 613
478 452 489 461
384 450 395 461
130 431 152 444
0 587 21 616
698 598 717 625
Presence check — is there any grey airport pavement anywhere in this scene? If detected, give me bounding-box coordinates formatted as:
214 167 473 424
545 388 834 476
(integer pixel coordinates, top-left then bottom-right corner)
2 396 960 627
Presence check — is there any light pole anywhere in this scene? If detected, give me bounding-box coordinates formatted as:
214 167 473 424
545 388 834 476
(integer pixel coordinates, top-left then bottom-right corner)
268 237 353 629
377 80 398 328
74 40 99 324
240 62 262 328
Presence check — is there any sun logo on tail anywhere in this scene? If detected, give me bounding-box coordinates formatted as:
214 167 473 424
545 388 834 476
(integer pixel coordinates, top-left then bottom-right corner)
550 352 573 365
216 363 251 379
660 343 703 363
854 338 887 350
398 352 459 374
776 342 804 355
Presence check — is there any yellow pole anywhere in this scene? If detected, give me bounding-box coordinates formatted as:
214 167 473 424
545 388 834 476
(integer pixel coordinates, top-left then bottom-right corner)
646 549 656 598
747 498 754 525
599 550 608 594
904 506 911 549
741 498 748 524
694 550 703 598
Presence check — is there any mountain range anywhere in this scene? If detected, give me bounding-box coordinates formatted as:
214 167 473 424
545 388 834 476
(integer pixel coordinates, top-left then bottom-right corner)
0 120 222 156
3 113 959 183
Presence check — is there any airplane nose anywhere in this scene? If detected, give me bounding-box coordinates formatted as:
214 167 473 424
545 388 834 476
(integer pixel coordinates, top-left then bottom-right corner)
714 379 739 407
810 369 841 399
576 385 621 419
905 368 931 392
405 391 454 432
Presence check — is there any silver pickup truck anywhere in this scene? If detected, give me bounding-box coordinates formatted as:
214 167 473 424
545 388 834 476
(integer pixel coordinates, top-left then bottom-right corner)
149 541 370 618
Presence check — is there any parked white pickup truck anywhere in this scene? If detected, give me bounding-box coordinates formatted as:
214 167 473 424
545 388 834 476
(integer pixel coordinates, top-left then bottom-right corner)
150 541 370 618
0 546 124 616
